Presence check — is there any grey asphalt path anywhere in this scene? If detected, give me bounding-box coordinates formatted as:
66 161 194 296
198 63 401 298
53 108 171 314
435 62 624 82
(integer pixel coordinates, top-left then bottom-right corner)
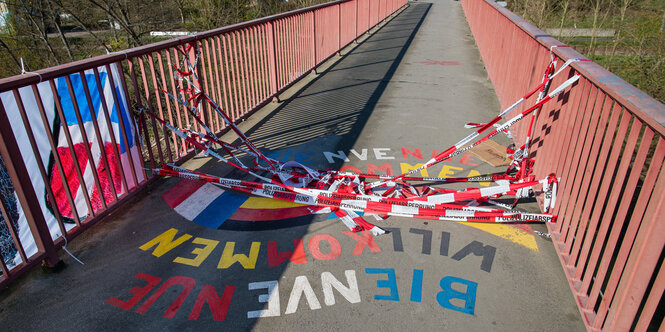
0 1 584 331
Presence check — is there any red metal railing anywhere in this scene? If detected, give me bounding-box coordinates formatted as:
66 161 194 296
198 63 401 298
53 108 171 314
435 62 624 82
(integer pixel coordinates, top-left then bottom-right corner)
461 1 665 330
0 0 407 288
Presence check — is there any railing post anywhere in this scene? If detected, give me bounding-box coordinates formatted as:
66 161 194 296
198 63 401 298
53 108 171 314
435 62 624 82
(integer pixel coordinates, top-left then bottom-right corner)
337 3 341 55
0 101 61 268
368 0 371 35
312 11 318 74
267 21 279 102
355 0 359 43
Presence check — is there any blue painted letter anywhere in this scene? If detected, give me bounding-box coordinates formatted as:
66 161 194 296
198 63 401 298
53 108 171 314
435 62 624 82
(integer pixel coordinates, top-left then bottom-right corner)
365 268 399 301
436 276 477 315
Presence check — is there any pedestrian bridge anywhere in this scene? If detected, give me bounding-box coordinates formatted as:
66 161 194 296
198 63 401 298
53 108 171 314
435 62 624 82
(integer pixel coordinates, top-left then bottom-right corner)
0 0 664 330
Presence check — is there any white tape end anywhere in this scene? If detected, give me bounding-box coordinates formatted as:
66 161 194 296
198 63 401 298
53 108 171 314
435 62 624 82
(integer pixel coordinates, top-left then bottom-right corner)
370 226 387 236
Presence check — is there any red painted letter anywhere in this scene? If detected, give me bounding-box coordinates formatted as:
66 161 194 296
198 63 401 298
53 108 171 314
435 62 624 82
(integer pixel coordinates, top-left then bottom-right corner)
189 285 235 321
106 273 162 310
401 148 423 159
308 234 342 260
268 239 307 267
342 230 381 255
460 154 479 166
367 163 394 176
135 276 197 318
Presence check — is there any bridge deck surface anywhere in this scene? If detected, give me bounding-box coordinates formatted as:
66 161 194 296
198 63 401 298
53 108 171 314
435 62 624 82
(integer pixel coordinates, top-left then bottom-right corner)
0 1 584 330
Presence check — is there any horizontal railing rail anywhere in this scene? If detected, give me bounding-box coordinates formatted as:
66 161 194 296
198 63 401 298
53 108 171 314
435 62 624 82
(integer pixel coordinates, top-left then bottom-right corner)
461 1 665 331
0 0 407 288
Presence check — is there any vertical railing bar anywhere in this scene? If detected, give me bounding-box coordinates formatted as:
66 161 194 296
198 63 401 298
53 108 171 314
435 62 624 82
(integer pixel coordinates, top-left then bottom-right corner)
215 35 231 127
107 62 144 185
201 39 217 132
78 71 119 206
139 56 166 164
164 50 187 155
304 13 311 72
338 3 341 52
31 83 82 225
147 53 174 163
221 34 237 121
254 26 265 103
268 21 279 98
355 0 359 40
278 19 287 86
255 26 266 101
208 38 223 132
256 26 266 101
226 33 240 121
244 28 257 109
233 31 247 117
127 58 157 171
289 15 301 76
313 12 318 67
283 18 293 82
190 41 209 133
209 36 223 129
92 67 129 195
172 50 192 131
156 52 181 157
233 31 246 116
240 29 256 109
191 41 211 135
247 26 261 108
294 14 302 77
282 18 291 83
241 29 255 110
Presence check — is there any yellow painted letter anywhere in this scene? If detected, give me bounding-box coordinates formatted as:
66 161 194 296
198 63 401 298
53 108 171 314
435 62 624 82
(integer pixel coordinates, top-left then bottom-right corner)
438 165 463 178
400 163 428 177
174 237 220 267
139 228 192 257
218 242 261 269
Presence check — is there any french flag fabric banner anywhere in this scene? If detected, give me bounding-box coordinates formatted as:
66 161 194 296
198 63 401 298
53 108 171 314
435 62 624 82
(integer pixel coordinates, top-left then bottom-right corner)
48 65 144 220
0 63 144 268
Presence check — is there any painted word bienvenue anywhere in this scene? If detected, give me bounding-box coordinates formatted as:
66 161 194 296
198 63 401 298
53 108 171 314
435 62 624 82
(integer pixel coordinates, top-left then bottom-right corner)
265 148 489 185
106 268 478 321
266 147 480 165
139 227 497 272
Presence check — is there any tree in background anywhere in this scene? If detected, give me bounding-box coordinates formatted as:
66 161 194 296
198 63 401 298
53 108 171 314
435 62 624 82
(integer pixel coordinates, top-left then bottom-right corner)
505 0 665 104
0 0 326 79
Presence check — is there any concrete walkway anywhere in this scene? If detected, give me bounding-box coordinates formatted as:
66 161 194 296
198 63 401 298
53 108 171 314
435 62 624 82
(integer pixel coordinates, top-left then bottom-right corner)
0 1 584 330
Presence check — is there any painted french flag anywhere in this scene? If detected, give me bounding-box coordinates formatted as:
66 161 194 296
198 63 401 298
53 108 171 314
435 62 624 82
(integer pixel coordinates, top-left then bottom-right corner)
162 180 248 229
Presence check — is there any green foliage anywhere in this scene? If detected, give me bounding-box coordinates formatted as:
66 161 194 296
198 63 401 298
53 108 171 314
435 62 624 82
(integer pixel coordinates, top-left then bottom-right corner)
505 0 665 105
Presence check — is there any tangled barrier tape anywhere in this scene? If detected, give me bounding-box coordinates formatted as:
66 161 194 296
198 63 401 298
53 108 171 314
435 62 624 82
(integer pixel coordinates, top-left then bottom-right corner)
144 43 583 236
